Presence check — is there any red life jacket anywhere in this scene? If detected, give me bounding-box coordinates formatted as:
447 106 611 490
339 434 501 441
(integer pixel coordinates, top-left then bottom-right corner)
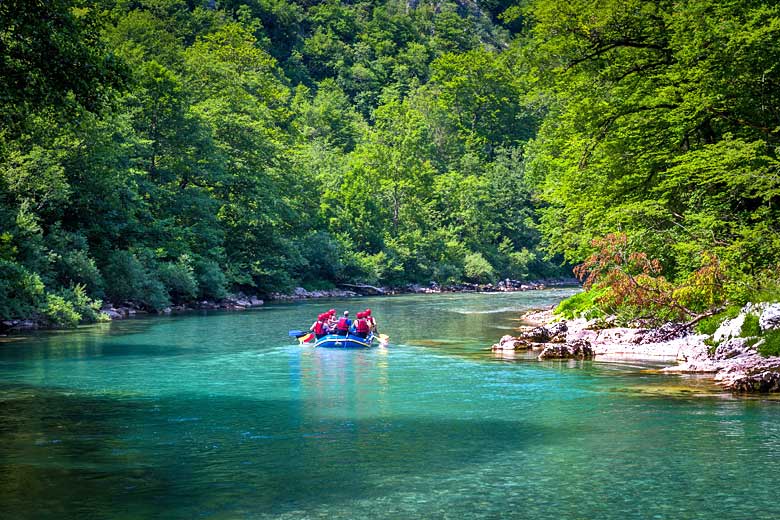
336 317 350 331
313 320 326 335
356 318 369 333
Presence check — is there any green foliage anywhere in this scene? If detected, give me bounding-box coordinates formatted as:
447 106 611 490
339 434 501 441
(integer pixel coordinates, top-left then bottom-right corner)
0 0 567 320
0 260 45 320
42 283 105 328
554 288 609 320
0 0 126 131
42 294 82 328
158 257 198 304
55 250 106 298
102 251 170 311
758 330 780 358
463 252 496 284
704 338 719 356
523 0 780 305
58 284 107 324
102 251 147 303
695 305 741 335
27 0 780 328
295 231 344 283
194 259 228 300
740 314 761 338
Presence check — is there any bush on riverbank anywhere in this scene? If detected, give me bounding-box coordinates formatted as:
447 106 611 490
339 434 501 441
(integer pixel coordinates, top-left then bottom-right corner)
553 233 780 329
554 288 607 320
554 234 728 326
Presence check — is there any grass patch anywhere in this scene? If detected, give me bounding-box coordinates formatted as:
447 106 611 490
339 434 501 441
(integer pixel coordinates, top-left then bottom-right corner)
757 330 780 357
740 313 761 337
695 304 741 335
554 288 608 319
703 337 719 356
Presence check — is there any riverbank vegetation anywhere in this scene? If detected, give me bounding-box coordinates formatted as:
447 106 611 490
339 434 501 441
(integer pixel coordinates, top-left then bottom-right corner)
2 0 779 327
534 0 780 327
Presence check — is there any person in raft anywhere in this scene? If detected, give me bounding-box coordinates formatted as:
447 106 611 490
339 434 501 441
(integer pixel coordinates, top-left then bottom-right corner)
364 308 377 333
310 313 330 339
327 309 337 329
354 311 371 339
335 311 352 336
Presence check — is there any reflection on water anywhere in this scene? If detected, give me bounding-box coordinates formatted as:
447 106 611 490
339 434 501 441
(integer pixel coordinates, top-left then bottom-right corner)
2 290 780 519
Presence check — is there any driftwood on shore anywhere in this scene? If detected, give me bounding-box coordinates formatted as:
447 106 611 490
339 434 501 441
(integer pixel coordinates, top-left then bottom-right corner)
338 283 386 295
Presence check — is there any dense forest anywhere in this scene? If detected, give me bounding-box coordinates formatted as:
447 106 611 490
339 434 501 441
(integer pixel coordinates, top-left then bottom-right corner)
1 0 779 326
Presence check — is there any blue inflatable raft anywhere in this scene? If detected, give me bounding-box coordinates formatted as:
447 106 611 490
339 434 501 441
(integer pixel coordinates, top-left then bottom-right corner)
314 333 375 349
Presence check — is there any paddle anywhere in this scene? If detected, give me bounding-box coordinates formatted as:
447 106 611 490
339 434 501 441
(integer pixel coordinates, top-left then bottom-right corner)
376 333 390 343
298 332 315 344
288 330 305 337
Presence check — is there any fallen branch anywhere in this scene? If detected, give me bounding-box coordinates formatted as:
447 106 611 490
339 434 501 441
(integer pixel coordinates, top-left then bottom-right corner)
659 306 725 341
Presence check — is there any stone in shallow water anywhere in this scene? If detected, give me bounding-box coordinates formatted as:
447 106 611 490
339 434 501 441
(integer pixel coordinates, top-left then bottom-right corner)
721 370 780 393
491 335 529 351
519 326 549 343
537 339 594 360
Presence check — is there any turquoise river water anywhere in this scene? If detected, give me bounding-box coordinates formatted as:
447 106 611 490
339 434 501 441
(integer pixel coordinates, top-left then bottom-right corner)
1 289 780 519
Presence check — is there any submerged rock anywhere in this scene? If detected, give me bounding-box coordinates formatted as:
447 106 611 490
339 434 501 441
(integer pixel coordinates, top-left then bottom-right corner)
491 335 530 351
101 308 123 320
723 370 780 393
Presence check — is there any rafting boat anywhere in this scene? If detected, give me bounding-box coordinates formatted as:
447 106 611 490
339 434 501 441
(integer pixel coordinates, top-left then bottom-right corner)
314 333 375 349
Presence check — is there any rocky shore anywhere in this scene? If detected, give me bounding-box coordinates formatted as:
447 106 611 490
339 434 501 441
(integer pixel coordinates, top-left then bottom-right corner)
493 303 780 393
392 278 579 295
2 278 578 334
1 293 267 333
269 278 580 299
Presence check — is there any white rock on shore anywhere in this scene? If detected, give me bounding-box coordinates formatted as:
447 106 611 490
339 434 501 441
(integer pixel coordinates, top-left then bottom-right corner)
498 303 780 393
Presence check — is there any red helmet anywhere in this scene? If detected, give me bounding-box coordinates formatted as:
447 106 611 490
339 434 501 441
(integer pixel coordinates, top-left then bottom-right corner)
365 309 372 316
357 312 365 319
329 309 336 315
318 313 326 321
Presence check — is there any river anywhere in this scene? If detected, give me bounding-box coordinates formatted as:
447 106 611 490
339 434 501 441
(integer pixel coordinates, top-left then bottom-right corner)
1 289 779 519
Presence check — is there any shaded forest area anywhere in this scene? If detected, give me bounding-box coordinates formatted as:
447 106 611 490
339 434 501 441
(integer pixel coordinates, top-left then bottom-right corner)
1 0 778 326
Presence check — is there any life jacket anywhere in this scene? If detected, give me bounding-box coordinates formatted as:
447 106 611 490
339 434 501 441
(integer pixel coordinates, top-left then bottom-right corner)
336 317 350 331
356 318 369 333
313 320 326 335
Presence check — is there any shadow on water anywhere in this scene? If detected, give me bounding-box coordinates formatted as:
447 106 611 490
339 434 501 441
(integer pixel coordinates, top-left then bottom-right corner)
0 383 560 519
